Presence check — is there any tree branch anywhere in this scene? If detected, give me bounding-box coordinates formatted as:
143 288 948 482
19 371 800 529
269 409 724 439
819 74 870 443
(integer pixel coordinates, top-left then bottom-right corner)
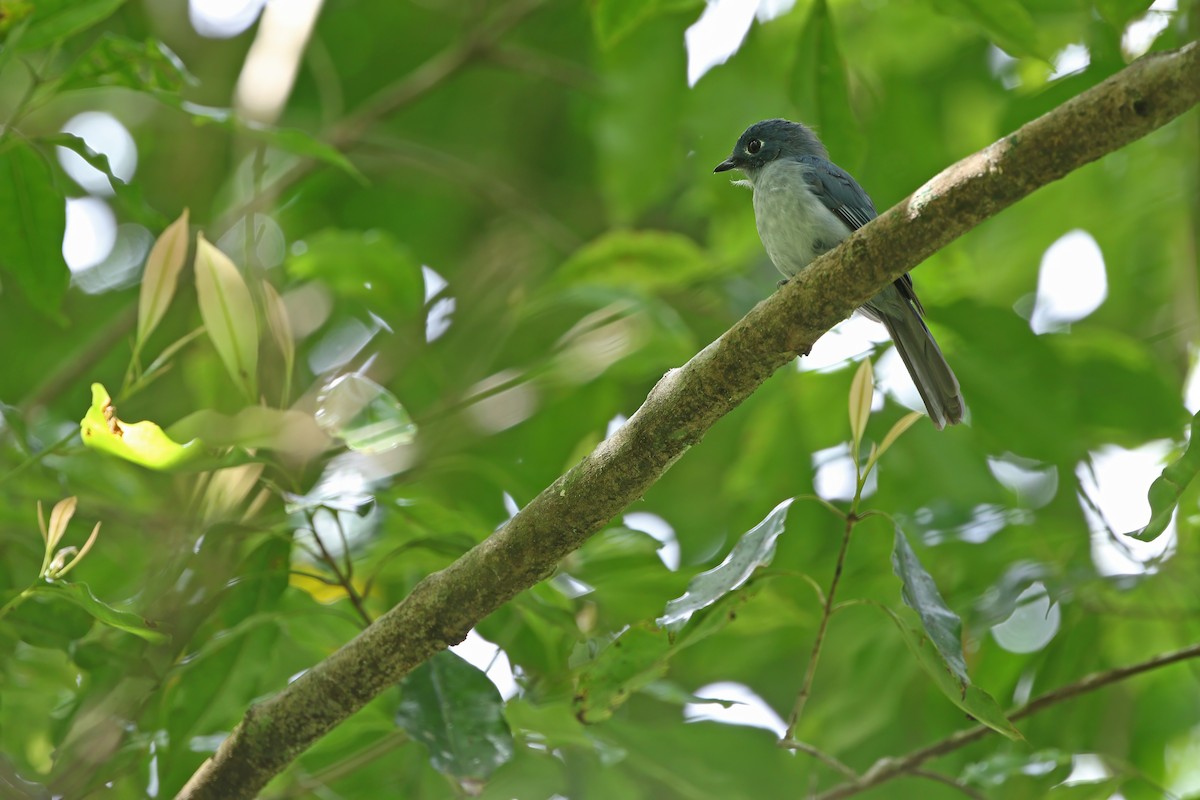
178 42 1200 799
813 640 1200 799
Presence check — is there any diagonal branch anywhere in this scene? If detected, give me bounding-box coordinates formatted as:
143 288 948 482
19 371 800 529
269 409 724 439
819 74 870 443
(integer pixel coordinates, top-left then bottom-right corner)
178 42 1200 800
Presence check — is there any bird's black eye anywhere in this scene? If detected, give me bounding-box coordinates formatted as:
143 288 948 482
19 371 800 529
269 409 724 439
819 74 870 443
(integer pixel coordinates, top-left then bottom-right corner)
747 138 762 155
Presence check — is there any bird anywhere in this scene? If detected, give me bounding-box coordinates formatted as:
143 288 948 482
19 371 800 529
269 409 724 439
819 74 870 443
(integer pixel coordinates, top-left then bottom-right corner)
715 118 964 429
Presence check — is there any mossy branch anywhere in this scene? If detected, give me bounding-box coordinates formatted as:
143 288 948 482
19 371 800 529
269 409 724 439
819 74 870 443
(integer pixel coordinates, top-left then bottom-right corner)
180 42 1200 800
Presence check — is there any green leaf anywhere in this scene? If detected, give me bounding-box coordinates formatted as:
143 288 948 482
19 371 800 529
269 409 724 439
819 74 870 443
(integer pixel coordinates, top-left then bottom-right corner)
789 0 865 170
177 102 362 180
879 604 1022 741
556 230 730 293
0 142 67 316
1134 410 1200 541
590 0 701 49
1092 0 1154 28
15 0 126 51
168 405 331 462
928 0 1047 60
41 131 125 185
6 591 94 648
395 651 515 782
164 537 290 774
886 528 1022 740
32 582 166 642
194 234 259 399
39 132 164 227
60 33 193 94
574 624 672 722
657 499 792 632
892 524 969 685
505 699 619 758
286 228 424 320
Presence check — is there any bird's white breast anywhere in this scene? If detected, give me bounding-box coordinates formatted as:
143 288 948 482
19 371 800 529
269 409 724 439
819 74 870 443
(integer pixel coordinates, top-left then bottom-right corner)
750 159 853 278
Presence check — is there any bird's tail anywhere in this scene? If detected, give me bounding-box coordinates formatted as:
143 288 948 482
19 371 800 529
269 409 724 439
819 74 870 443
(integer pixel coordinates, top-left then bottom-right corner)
876 294 964 430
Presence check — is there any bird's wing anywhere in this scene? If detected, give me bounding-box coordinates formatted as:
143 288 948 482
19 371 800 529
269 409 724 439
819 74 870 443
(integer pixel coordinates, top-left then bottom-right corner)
798 155 924 315
798 155 876 231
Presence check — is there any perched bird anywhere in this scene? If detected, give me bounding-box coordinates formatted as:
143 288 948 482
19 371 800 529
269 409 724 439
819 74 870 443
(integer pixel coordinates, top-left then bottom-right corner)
715 118 964 429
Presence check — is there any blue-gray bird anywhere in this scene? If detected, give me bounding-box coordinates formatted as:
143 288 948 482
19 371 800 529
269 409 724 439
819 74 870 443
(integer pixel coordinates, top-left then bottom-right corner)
715 118 964 429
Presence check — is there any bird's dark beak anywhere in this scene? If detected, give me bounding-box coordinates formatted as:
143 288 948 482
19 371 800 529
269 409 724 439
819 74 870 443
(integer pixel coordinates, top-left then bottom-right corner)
714 157 739 173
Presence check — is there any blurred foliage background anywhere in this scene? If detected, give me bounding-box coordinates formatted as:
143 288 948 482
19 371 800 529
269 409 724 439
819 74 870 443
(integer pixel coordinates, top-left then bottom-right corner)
0 0 1198 797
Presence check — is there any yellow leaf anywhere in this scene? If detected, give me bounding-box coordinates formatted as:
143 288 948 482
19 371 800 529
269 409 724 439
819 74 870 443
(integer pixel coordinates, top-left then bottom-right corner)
46 496 77 552
194 234 259 399
79 383 208 471
136 208 190 350
848 358 873 450
290 571 368 606
261 280 295 393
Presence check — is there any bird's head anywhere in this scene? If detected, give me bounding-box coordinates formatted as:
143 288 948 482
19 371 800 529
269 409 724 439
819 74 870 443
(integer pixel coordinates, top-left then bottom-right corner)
714 118 829 175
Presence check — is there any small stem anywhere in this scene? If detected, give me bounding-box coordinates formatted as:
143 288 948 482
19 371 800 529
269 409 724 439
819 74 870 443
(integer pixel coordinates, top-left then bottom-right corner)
909 769 985 800
0 430 78 486
307 512 371 627
777 739 859 781
813 640 1200 800
785 512 857 739
0 586 35 622
794 493 848 520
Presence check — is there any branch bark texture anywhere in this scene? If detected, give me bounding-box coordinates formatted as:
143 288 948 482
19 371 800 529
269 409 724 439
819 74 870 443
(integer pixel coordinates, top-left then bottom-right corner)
179 42 1200 799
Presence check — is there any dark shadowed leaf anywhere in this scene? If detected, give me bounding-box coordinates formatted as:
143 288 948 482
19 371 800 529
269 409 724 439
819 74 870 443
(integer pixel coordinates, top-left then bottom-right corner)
396 651 515 782
1092 0 1155 27
32 581 166 642
892 523 968 685
591 0 702 49
789 0 865 170
929 0 1046 59
286 228 424 320
15 0 126 51
7 591 94 648
0 142 67 316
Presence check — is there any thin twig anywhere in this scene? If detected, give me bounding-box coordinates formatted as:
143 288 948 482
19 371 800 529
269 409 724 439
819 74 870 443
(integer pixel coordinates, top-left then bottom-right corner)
909 769 985 799
306 511 372 627
785 512 855 739
777 739 858 781
813 641 1200 799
